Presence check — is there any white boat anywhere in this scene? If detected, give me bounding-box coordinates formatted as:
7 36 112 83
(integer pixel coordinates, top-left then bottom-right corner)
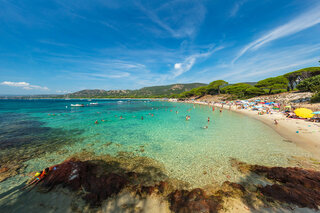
70 104 84 107
90 102 98 105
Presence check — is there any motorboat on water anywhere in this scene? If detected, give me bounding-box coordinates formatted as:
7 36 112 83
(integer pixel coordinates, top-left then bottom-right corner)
89 102 98 105
70 104 84 107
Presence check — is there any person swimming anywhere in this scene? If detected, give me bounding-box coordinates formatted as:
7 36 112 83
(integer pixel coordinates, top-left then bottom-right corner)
95 120 98 124
141 116 144 120
202 126 208 129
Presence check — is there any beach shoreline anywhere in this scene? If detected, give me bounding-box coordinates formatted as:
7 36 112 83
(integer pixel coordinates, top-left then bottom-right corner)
179 100 320 157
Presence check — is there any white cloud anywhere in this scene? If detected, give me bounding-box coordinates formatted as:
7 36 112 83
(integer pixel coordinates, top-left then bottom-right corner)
170 46 224 79
90 72 130 78
229 0 247 17
233 4 320 63
0 81 49 90
172 57 196 78
204 44 320 83
174 63 182 69
136 0 206 38
56 90 71 93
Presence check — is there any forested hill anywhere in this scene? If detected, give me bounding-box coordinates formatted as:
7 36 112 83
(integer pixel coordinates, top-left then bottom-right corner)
66 83 207 98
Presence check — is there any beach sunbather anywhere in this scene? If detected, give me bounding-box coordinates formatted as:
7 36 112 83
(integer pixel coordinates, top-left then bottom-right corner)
24 168 49 189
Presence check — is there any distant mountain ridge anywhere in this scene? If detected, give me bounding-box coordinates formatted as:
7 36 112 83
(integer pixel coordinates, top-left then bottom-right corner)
66 83 207 98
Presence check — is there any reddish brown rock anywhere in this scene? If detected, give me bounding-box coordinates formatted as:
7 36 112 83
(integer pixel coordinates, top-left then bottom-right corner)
137 181 169 196
168 188 222 213
158 181 168 193
40 159 128 206
252 166 320 209
0 167 9 173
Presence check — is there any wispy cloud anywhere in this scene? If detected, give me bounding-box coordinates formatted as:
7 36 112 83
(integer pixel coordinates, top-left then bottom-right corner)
170 46 224 79
206 44 320 83
86 72 130 79
135 0 206 38
1 81 49 90
56 90 71 94
38 40 71 47
229 0 247 17
233 3 320 63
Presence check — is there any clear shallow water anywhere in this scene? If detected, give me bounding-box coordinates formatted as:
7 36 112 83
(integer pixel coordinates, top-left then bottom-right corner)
0 99 314 190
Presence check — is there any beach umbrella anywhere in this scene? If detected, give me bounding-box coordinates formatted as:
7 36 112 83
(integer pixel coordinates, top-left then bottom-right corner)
294 108 314 118
312 111 320 114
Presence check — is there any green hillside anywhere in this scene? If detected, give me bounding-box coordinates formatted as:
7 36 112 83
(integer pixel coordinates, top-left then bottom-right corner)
66 83 207 98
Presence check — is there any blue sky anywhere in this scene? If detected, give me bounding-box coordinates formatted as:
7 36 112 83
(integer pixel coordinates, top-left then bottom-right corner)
0 0 320 95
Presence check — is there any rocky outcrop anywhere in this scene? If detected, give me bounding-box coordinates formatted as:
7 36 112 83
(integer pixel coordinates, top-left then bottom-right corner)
252 166 320 209
33 157 320 211
168 188 223 213
40 159 128 206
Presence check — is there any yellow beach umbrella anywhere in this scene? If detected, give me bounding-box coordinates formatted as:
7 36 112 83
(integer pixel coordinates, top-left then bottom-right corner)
294 108 314 118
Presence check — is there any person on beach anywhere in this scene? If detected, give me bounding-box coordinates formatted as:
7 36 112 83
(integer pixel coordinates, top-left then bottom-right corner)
24 165 58 190
24 167 49 189
274 119 278 125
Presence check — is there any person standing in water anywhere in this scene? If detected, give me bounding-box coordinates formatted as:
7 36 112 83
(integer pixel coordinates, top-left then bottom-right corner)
141 116 144 120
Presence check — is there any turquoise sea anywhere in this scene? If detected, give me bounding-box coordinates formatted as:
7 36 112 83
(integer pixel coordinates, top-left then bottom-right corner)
0 99 314 197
